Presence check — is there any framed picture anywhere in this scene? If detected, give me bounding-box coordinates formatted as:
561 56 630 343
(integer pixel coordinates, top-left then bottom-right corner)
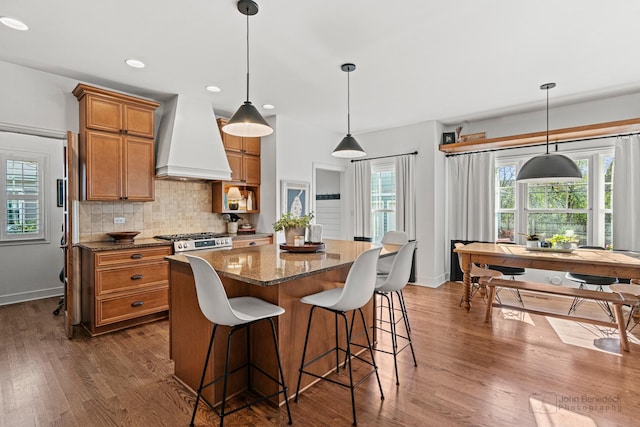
281 180 310 217
442 132 456 145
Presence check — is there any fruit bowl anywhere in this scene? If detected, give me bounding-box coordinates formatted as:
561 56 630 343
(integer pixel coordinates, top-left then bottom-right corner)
107 231 140 242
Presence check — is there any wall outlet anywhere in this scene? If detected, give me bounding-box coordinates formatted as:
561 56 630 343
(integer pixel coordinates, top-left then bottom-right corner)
114 217 125 224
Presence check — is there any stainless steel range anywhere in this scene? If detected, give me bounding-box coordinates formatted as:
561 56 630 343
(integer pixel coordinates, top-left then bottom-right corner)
154 232 233 253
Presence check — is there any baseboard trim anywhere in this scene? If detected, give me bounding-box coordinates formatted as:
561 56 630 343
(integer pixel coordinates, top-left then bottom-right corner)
0 286 63 306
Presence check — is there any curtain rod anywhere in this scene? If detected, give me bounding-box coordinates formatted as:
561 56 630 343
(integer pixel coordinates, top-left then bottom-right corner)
444 132 640 157
351 150 418 163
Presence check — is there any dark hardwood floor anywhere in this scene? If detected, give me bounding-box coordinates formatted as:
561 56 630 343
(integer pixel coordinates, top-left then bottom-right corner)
2 282 640 426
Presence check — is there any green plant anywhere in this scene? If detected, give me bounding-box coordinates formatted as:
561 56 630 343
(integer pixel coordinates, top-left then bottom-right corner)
273 212 315 232
519 233 542 241
547 230 579 246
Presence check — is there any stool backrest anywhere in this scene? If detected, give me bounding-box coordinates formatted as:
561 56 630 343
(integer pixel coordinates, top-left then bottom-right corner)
381 231 409 245
376 241 416 292
331 246 382 312
185 255 239 326
378 231 409 274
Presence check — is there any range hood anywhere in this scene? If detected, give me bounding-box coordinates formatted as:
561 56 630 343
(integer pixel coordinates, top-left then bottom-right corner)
155 95 231 181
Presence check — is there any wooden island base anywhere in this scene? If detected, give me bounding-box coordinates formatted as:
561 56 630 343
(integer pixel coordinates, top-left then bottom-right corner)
169 256 374 406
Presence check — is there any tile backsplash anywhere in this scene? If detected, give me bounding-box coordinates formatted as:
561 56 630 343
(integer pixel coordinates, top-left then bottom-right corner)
79 180 228 242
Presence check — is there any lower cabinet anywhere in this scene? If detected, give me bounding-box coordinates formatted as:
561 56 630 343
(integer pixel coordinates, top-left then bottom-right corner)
232 235 273 248
81 245 171 336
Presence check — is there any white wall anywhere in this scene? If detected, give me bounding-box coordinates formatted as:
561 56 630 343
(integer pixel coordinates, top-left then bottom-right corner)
0 61 79 305
355 121 447 287
316 169 340 194
445 91 640 140
270 115 346 243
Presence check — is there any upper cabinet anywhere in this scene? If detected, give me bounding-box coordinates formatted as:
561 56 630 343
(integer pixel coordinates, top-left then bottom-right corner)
73 84 159 201
216 118 261 186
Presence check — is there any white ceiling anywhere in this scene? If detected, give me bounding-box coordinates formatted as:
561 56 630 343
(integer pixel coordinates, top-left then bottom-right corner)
2 0 640 135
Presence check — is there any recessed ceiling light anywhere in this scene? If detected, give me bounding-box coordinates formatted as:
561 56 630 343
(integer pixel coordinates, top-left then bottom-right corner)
206 85 221 93
0 16 29 31
125 59 145 69
262 104 275 110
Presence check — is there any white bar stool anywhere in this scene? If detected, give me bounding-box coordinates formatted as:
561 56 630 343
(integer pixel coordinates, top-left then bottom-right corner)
372 241 417 385
294 247 383 426
185 255 292 427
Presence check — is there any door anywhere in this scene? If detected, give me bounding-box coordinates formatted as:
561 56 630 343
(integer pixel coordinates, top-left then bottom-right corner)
63 132 77 338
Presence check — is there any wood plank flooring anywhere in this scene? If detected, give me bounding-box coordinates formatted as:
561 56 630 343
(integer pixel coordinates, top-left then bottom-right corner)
2 282 640 426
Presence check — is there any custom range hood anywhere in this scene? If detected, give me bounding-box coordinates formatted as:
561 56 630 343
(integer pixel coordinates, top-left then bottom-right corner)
155 95 231 181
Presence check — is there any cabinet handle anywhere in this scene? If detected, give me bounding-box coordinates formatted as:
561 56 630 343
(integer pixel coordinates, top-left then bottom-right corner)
131 301 144 307
131 254 143 259
131 274 143 280
249 242 257 246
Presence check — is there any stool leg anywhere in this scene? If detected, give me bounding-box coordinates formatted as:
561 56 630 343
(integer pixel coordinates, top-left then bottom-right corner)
398 290 411 333
268 318 292 425
190 324 218 427
219 327 238 427
395 290 417 368
380 292 399 385
340 311 358 426
295 305 317 402
357 308 384 401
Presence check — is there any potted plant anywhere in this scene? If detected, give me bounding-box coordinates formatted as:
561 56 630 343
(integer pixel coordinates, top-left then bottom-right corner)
547 230 579 249
273 212 315 245
519 232 542 248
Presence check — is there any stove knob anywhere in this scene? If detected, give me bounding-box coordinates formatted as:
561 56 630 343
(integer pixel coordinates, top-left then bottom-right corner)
177 243 182 249
184 242 189 249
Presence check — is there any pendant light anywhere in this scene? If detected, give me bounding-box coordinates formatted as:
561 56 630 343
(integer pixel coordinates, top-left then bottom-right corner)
516 83 582 183
222 0 273 137
332 63 366 158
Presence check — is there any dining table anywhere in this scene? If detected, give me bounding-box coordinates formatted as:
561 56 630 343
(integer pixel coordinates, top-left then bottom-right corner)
454 243 640 311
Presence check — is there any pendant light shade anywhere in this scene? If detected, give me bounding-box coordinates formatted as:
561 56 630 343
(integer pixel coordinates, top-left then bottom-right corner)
222 0 273 137
516 83 582 183
332 63 366 158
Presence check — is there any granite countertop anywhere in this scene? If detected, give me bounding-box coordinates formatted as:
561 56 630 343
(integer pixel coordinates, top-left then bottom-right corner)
166 239 399 287
76 238 172 251
76 233 273 252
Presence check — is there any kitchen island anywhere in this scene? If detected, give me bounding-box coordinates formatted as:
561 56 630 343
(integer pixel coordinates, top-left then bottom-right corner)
166 239 399 405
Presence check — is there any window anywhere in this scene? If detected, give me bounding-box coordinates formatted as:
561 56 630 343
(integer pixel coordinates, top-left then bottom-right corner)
495 164 517 242
371 162 396 242
1 152 46 241
495 150 613 247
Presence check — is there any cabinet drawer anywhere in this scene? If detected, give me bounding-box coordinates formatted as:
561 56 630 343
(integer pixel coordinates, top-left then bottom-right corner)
96 262 169 295
96 287 168 326
232 237 272 248
95 246 171 267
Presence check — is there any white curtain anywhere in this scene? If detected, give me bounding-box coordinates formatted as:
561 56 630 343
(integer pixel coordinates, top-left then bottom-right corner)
354 160 371 240
613 135 640 251
448 151 495 241
395 154 416 240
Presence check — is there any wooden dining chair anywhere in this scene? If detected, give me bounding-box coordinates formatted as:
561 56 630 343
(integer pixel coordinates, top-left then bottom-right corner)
454 243 502 305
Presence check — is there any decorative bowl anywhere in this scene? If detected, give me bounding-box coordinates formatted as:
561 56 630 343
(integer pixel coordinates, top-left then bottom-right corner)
107 231 140 242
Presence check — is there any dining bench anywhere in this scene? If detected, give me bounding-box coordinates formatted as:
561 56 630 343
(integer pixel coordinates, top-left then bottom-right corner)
480 277 639 352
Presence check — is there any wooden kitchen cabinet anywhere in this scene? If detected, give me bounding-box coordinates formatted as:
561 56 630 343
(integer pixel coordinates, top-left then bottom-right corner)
73 84 159 201
216 118 261 185
212 181 260 213
232 235 273 248
84 131 155 201
217 118 261 155
80 245 171 336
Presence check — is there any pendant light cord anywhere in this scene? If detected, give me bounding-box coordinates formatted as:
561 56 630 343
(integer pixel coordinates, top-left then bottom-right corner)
347 69 351 135
545 85 550 154
245 8 250 103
